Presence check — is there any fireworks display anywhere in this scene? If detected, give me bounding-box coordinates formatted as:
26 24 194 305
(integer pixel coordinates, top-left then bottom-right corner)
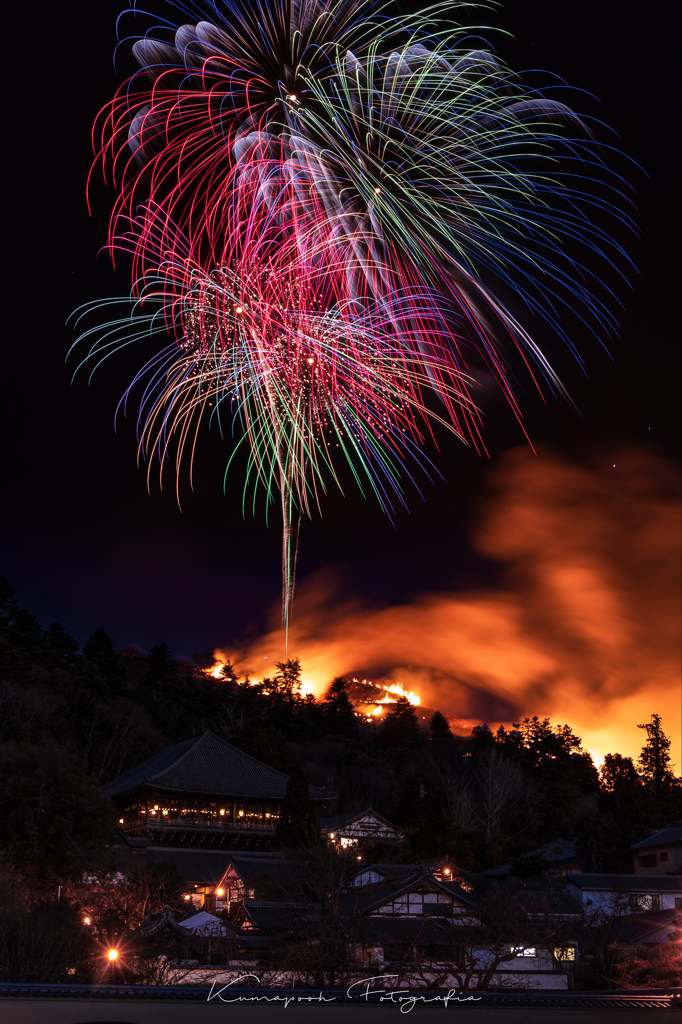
75 0 630 628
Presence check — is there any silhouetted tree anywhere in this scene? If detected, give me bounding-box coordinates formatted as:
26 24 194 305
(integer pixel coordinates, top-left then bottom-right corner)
272 658 303 699
42 622 80 670
429 710 452 740
82 628 122 694
571 751 601 794
377 696 420 747
8 608 43 659
471 723 495 748
323 678 358 738
0 741 114 879
637 714 676 793
601 753 642 795
275 762 322 849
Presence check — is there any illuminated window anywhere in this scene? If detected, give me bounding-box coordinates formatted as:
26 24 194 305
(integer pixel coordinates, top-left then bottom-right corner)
511 947 536 957
554 947 576 961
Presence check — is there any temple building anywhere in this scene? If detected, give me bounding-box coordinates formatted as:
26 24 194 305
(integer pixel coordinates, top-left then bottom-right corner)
106 730 333 850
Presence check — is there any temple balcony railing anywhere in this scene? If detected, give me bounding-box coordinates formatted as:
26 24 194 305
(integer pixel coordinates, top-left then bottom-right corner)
120 816 278 834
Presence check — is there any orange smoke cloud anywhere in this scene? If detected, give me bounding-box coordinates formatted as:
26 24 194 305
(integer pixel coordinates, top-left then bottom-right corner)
218 449 681 765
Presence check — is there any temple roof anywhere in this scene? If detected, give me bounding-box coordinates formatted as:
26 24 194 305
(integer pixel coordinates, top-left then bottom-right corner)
104 730 329 800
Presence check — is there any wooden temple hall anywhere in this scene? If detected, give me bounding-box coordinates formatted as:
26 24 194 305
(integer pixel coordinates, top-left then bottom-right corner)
105 731 334 850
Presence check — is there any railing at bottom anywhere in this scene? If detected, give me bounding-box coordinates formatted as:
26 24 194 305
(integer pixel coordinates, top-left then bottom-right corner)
121 817 278 833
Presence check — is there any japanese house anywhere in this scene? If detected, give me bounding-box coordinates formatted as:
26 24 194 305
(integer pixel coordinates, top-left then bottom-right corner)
565 873 682 915
632 825 682 875
320 808 402 848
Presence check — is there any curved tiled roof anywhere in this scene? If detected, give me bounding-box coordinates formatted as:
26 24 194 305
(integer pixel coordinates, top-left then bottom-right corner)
105 730 329 800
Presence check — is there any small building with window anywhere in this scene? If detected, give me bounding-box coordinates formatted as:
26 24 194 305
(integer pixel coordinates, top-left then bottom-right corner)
565 873 682 915
320 808 402 849
631 826 682 876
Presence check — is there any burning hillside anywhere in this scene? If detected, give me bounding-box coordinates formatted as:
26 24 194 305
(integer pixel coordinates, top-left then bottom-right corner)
213 449 680 763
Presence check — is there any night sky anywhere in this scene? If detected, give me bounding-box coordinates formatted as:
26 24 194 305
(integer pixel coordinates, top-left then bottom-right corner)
3 0 679 671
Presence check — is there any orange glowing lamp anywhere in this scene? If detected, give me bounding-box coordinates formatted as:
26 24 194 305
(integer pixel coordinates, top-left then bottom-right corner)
108 949 118 961
83 917 91 926
216 888 225 897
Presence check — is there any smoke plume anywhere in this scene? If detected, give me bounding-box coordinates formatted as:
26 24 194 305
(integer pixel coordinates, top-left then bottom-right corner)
220 449 681 764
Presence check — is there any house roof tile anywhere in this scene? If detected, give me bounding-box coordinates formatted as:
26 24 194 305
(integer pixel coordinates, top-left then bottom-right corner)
631 825 682 851
115 847 234 886
319 809 400 832
566 873 682 893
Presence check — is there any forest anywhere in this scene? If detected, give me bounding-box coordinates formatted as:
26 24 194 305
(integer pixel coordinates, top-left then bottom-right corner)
1 573 679 888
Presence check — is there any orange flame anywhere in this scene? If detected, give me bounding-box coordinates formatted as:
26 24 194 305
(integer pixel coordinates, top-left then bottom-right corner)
211 449 680 764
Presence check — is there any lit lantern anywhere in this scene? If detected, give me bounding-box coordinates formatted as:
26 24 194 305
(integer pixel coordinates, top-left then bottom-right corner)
108 949 118 961
83 917 91 926
216 888 225 897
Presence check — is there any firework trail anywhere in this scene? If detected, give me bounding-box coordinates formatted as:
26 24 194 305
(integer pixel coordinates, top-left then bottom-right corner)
72 220 476 623
78 0 631 627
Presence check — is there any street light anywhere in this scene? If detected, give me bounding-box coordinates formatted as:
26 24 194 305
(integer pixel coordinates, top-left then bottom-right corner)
107 949 118 961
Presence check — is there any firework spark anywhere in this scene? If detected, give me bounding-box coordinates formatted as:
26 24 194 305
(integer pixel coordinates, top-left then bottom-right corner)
77 0 631 626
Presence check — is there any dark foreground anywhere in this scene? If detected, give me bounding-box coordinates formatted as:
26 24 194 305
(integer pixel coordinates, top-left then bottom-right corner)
1 985 680 1024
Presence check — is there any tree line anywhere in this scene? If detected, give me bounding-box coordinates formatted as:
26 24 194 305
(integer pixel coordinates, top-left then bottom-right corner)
0 573 680 960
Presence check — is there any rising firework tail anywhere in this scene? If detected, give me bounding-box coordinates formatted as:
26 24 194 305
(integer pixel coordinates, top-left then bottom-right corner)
75 0 633 630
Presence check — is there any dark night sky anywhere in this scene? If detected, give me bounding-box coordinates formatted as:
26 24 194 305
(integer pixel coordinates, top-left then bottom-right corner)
2 0 679 658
